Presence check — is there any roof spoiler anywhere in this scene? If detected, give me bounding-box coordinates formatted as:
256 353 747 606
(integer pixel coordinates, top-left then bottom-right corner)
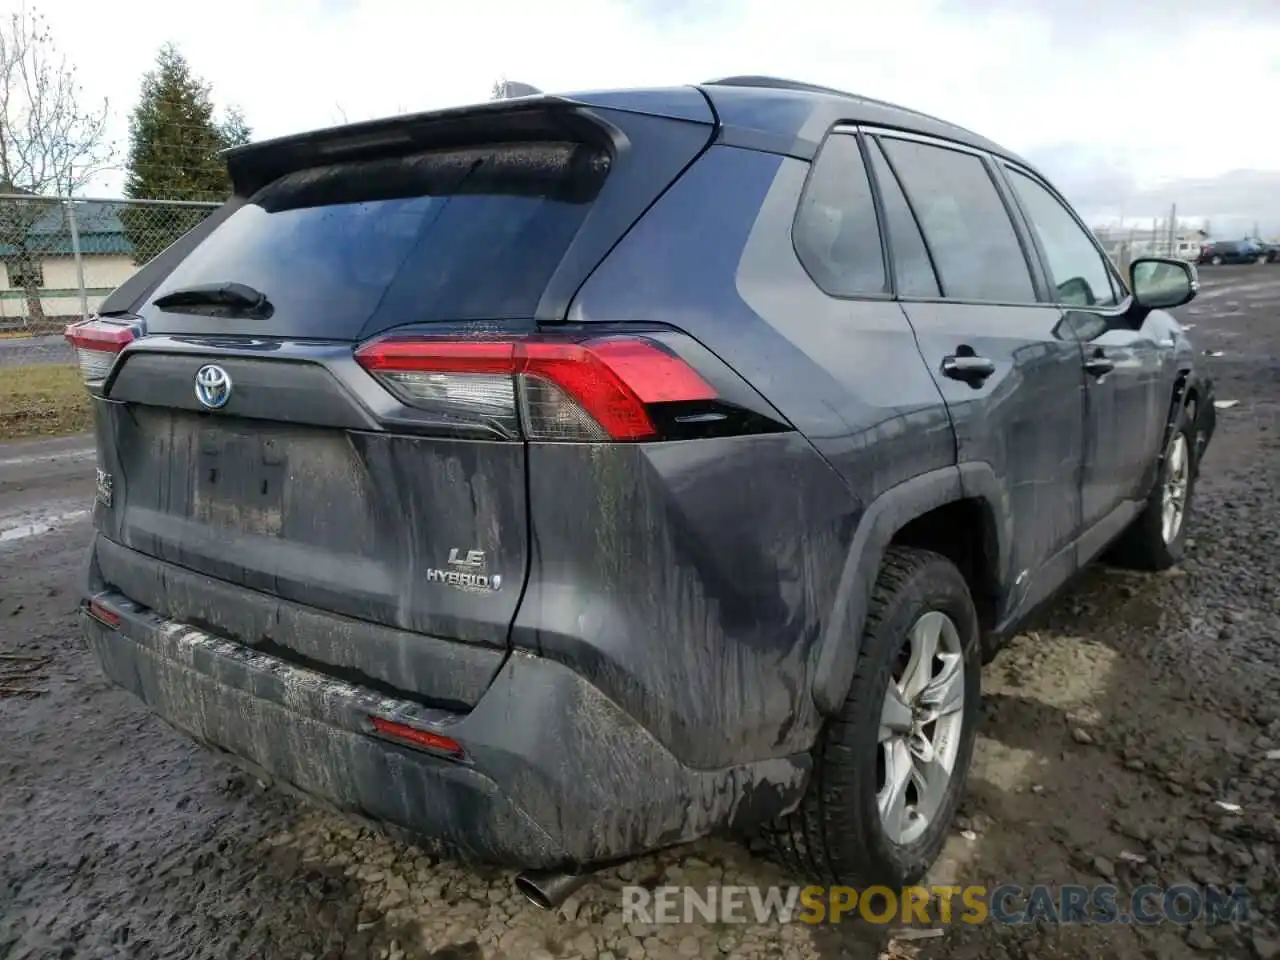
223 96 605 197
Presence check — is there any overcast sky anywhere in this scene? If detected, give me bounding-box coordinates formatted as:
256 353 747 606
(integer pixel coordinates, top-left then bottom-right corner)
32 0 1280 236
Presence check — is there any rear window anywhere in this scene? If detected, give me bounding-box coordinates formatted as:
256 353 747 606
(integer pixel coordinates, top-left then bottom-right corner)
145 142 610 336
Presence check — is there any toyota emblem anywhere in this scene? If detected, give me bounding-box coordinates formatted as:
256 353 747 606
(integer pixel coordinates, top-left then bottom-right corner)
194 364 232 410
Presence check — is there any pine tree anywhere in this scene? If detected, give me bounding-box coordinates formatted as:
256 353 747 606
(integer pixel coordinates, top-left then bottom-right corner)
220 106 252 150
122 44 251 263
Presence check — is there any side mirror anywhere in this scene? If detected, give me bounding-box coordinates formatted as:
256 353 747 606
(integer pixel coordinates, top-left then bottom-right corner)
1056 276 1097 306
1130 257 1198 310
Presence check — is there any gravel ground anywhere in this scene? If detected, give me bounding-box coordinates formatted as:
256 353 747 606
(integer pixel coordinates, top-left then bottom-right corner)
2 266 1278 960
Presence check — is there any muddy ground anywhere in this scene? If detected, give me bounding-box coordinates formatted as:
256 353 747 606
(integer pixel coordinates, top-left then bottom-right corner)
2 266 1278 960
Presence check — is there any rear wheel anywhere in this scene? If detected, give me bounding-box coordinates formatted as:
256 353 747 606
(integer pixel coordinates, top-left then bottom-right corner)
1109 403 1196 571
762 546 981 885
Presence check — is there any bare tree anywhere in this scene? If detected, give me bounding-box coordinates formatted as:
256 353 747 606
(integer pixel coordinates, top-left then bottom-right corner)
0 6 112 328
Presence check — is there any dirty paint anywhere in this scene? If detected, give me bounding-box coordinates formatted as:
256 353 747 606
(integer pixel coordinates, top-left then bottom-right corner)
92 401 528 685
84 599 808 868
515 433 854 771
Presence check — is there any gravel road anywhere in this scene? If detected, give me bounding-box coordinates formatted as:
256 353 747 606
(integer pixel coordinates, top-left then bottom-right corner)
0 334 75 367
2 266 1278 960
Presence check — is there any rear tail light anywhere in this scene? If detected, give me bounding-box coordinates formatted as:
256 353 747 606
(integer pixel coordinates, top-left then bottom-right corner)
64 318 137 384
354 335 717 441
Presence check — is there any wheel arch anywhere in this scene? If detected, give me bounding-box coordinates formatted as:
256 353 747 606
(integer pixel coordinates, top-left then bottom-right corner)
1172 366 1216 475
1160 369 1194 450
811 463 1009 715
1171 367 1195 415
1155 367 1202 475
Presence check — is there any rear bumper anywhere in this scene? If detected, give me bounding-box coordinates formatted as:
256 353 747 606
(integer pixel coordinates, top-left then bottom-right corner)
82 585 808 869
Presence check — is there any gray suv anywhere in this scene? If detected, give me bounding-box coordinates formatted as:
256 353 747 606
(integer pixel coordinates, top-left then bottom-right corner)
68 75 1215 906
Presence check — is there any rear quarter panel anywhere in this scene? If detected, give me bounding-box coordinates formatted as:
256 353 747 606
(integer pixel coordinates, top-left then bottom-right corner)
517 145 956 768
512 435 855 769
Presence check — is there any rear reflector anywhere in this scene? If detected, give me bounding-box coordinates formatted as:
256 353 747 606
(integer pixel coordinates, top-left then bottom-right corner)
370 716 465 757
65 318 137 383
354 335 716 441
86 599 121 628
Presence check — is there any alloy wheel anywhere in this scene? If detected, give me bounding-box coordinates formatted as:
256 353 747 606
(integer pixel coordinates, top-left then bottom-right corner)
1161 433 1190 544
877 611 965 846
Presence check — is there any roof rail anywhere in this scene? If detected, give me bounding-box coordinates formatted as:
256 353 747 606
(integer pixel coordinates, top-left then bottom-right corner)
702 75 857 97
702 74 969 137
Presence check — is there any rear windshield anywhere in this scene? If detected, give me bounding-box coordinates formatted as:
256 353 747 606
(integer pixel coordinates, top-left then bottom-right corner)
145 142 610 336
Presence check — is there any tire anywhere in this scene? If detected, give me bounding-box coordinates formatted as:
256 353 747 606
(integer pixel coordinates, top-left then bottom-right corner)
1109 402 1197 571
762 546 981 886
1211 255 1223 265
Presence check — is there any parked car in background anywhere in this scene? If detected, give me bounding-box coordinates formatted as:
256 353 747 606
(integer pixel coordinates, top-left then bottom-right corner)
1173 238 1205 262
1198 239 1268 265
67 75 1217 905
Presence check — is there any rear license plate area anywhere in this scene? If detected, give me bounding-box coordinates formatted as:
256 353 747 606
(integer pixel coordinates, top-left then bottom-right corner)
193 430 287 536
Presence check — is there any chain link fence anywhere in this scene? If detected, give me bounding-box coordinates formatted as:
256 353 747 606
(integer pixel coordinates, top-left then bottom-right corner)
0 194 220 440
0 193 220 359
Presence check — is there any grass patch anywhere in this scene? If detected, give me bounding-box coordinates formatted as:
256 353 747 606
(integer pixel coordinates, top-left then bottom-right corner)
0 364 92 441
0 326 64 339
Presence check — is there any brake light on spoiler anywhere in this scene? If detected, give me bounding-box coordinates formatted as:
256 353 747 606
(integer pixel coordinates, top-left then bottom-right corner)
354 335 718 442
64 317 138 384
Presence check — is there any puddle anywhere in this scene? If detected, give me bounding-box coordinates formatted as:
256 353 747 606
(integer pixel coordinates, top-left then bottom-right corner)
0 508 91 545
0 447 94 470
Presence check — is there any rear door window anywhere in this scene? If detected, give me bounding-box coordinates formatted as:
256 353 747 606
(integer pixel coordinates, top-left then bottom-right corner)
879 137 1036 304
793 133 887 297
865 139 940 297
145 142 611 338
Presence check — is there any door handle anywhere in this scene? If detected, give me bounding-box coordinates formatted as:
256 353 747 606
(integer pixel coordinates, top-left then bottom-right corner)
1084 355 1115 377
941 354 996 385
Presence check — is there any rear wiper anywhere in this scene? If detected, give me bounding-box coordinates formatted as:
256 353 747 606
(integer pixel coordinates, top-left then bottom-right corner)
152 281 274 318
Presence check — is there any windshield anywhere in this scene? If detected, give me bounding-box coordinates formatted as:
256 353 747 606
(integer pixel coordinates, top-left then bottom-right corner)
145 142 610 338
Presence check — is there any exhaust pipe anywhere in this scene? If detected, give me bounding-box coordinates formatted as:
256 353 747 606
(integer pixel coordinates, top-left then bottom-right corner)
514 868 593 911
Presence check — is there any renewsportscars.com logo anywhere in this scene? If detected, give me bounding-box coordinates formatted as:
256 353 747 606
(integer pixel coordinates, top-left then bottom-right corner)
621 884 1252 926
